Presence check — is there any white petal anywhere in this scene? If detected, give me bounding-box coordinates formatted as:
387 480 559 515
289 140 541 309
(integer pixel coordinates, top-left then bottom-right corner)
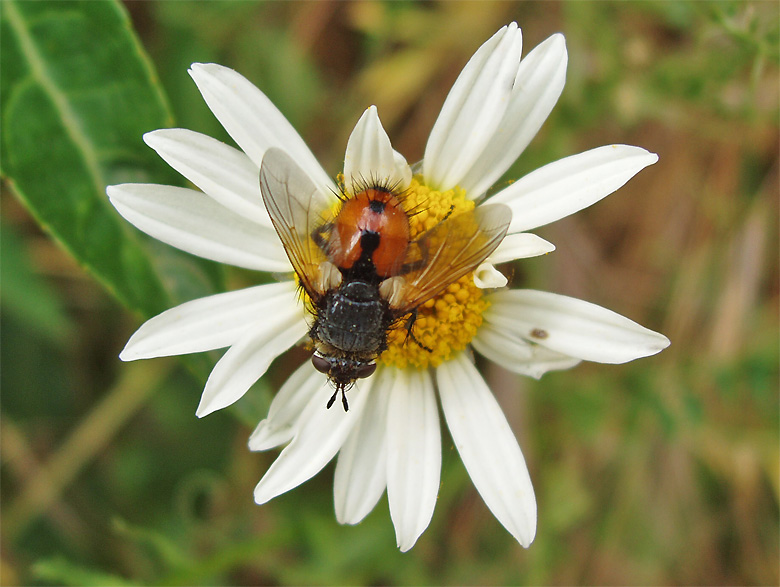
386 369 441 552
188 63 337 193
459 34 568 197
143 129 271 227
107 183 290 272
121 281 298 361
424 23 523 190
196 304 308 417
486 289 671 364
253 378 372 504
392 150 413 187
487 145 659 233
248 361 324 451
488 233 555 264
474 322 535 361
437 352 536 547
343 106 411 195
472 321 581 379
334 367 393 525
473 263 507 289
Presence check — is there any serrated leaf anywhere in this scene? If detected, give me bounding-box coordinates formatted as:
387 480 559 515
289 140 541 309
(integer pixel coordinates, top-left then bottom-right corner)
1 0 221 318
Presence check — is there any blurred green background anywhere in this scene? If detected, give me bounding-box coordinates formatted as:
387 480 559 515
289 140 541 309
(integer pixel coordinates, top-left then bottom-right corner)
1 1 778 585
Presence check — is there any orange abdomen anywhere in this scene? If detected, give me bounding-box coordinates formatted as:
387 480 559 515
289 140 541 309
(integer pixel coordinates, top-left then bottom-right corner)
330 189 410 278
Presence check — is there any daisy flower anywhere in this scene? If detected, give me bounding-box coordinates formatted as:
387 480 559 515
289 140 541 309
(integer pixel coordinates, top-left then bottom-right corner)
108 23 670 551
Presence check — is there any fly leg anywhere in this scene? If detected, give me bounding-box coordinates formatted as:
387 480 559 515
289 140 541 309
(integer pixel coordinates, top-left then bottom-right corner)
438 204 455 224
404 309 433 352
311 222 333 254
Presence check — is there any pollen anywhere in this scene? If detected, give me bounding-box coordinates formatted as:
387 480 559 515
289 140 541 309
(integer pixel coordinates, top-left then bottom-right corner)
378 178 489 370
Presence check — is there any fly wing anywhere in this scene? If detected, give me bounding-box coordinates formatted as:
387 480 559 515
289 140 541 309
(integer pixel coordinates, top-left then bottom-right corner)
390 203 511 315
260 148 334 301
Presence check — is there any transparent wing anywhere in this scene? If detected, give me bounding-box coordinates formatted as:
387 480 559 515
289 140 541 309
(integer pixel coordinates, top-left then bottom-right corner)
390 203 511 315
260 148 335 301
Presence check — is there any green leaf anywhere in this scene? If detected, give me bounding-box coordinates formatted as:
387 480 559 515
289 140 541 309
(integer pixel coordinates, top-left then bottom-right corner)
0 220 74 344
111 517 191 571
33 556 135 587
1 0 220 318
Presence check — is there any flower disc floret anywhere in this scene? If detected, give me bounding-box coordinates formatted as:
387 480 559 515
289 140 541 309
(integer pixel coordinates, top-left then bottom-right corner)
379 178 488 370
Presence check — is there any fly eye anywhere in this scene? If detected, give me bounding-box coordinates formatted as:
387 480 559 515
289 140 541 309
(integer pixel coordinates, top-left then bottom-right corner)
355 362 377 379
312 355 331 374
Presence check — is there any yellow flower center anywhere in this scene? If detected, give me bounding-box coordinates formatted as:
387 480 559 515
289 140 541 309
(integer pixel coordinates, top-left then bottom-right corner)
378 178 488 370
